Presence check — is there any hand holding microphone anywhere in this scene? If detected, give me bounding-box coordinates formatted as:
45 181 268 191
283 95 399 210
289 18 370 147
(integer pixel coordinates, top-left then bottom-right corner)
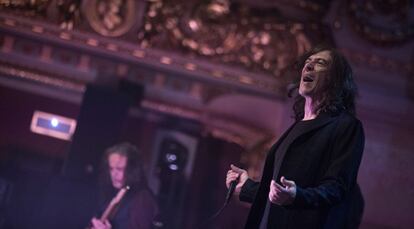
225 164 249 203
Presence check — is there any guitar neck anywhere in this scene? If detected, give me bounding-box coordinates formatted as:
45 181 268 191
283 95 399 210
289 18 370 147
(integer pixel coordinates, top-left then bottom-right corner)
100 186 130 221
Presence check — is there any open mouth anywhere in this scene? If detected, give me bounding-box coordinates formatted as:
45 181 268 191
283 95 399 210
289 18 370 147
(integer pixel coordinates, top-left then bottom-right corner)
303 75 314 82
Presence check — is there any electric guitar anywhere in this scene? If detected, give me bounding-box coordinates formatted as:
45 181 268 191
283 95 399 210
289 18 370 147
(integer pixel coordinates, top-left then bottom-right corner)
86 186 130 229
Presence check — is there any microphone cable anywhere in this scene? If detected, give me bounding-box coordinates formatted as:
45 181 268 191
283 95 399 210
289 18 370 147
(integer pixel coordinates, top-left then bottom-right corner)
195 176 239 229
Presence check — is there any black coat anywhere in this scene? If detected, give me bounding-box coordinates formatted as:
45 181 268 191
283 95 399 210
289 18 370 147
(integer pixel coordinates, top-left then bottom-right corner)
240 112 365 229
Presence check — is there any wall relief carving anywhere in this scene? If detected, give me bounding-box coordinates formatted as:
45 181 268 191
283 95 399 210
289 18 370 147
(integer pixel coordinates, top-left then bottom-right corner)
347 0 414 45
81 0 146 37
0 0 330 81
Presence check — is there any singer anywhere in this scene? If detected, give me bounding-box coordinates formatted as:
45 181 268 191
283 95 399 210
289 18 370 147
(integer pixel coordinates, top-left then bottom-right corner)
226 46 365 229
89 142 158 229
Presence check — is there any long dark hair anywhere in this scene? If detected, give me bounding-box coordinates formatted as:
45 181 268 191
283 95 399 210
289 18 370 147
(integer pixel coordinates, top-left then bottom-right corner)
288 45 357 121
100 142 149 198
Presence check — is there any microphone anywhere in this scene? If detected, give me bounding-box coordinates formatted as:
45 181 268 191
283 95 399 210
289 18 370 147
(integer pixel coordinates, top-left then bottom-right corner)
225 178 238 205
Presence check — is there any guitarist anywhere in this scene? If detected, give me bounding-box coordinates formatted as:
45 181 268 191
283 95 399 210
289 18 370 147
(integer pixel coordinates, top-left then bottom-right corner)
90 142 158 229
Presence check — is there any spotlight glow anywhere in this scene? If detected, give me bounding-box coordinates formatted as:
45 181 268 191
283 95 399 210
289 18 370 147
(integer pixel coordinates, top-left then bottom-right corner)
169 164 178 171
166 153 177 162
51 118 59 127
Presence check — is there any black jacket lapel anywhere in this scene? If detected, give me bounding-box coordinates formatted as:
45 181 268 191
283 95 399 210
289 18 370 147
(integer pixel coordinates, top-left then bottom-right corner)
272 113 337 179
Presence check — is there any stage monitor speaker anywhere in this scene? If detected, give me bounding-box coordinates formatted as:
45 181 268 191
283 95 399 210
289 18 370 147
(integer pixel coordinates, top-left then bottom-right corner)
63 83 143 179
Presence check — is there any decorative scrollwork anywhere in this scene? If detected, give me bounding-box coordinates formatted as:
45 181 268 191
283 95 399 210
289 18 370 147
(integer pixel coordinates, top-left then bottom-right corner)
81 0 146 37
138 0 319 79
0 0 50 17
1 0 330 80
347 0 414 45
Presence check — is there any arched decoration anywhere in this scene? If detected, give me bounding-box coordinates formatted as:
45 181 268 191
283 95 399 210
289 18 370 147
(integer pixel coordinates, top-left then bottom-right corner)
347 0 414 45
81 0 147 37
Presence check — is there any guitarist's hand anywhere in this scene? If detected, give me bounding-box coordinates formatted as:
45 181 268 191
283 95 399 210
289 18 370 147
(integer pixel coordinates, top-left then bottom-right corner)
91 217 112 229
